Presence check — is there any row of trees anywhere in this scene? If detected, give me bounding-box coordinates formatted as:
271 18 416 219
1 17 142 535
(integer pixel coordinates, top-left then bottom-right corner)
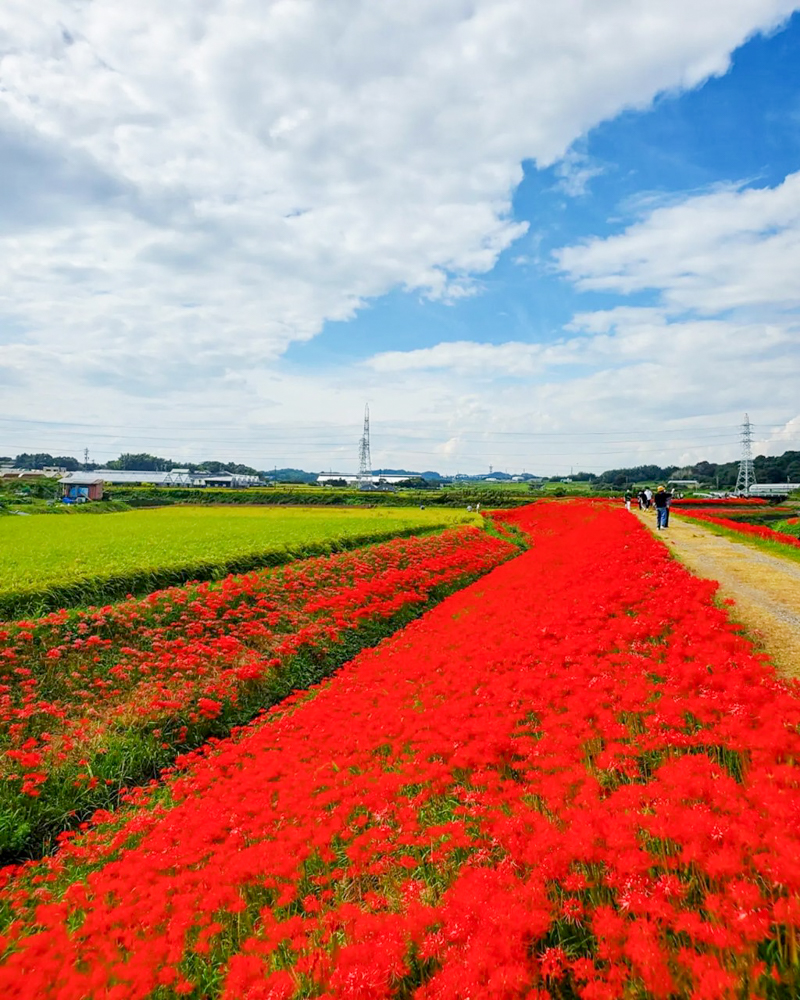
6 453 83 471
594 452 800 488
6 452 260 477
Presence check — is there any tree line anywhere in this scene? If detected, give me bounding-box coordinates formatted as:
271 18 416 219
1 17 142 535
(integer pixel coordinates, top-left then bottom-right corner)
6 453 260 477
5 449 800 487
591 451 800 488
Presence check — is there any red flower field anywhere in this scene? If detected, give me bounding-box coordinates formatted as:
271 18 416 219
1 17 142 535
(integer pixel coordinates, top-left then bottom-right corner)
0 526 515 861
1 501 799 999
670 499 766 507
676 508 800 551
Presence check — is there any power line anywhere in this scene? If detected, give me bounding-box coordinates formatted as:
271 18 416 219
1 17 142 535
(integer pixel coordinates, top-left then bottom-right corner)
2 414 790 437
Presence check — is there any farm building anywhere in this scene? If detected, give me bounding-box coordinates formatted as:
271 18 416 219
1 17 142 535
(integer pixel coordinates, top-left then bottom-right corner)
200 474 247 488
60 474 105 502
1 467 66 479
748 483 800 497
62 469 263 488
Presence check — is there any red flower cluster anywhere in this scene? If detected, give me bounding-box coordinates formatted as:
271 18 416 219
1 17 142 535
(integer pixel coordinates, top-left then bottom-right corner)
0 527 514 852
671 499 767 507
677 508 800 550
1 501 799 999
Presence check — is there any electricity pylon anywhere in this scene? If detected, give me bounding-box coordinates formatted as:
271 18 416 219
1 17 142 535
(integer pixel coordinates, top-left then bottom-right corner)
735 413 757 495
357 404 372 489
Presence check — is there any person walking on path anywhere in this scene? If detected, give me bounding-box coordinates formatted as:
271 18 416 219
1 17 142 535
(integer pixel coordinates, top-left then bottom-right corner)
654 485 671 529
624 489 632 511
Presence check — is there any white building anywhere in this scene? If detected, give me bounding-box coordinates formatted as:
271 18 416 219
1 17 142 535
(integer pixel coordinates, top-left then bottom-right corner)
748 483 800 496
60 469 263 488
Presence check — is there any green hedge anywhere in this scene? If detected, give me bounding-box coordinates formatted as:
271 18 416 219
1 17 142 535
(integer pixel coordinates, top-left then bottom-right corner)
106 486 534 509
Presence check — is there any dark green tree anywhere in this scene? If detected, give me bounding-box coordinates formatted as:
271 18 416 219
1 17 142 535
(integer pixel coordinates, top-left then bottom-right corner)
14 453 55 469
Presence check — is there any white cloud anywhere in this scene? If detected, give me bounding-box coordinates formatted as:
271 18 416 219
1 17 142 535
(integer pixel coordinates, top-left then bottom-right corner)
368 341 543 375
2 2 798 369
2 1 800 469
362 262 800 472
556 171 800 314
554 149 605 198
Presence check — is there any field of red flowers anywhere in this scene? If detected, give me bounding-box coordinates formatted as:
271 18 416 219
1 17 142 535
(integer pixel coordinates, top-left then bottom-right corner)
2 500 800 999
0 526 515 863
670 499 767 507
676 508 800 552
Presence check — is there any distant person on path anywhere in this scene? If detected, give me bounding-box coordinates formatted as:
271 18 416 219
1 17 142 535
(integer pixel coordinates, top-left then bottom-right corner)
654 486 671 529
644 487 653 509
638 489 646 510
624 489 632 511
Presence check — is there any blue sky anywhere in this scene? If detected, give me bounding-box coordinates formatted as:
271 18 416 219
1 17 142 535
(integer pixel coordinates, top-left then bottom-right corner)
296 13 800 363
1 2 800 473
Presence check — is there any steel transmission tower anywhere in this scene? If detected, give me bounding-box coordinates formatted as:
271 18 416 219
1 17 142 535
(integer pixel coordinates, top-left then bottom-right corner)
735 413 757 495
357 404 372 489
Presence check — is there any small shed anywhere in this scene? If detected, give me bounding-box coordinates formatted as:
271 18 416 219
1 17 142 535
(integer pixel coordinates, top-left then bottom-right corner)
201 474 236 488
60 474 105 502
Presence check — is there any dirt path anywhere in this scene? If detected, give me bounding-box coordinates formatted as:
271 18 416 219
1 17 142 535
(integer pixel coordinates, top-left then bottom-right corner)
633 509 800 679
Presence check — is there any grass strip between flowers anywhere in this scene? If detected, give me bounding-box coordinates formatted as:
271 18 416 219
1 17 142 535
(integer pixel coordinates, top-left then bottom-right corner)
675 509 800 563
0 526 518 865
1 501 800 999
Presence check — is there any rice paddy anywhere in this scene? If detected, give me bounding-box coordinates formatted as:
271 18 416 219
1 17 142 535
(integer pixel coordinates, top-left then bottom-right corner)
0 505 478 616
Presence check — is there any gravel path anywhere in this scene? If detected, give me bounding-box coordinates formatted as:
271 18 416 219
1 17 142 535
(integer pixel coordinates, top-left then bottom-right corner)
633 508 800 679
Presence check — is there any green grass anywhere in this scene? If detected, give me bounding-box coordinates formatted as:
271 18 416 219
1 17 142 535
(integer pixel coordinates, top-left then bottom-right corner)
0 506 478 618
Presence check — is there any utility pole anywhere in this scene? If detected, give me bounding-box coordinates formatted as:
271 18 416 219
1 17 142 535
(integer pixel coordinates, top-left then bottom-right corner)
83 447 90 470
735 414 757 495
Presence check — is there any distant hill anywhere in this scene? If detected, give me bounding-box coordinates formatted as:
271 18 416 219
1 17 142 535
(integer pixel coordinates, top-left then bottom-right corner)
262 468 319 484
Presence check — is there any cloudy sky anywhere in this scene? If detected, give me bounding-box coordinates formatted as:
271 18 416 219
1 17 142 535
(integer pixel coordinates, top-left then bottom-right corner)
2 1 800 474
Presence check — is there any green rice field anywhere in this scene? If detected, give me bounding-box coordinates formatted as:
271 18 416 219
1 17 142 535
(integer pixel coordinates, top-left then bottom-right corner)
0 505 478 618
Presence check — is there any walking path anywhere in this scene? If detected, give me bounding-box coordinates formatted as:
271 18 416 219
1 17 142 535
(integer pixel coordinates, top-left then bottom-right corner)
635 508 800 678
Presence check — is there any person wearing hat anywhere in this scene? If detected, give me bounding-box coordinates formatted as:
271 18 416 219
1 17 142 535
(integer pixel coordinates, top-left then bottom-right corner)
653 485 671 529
